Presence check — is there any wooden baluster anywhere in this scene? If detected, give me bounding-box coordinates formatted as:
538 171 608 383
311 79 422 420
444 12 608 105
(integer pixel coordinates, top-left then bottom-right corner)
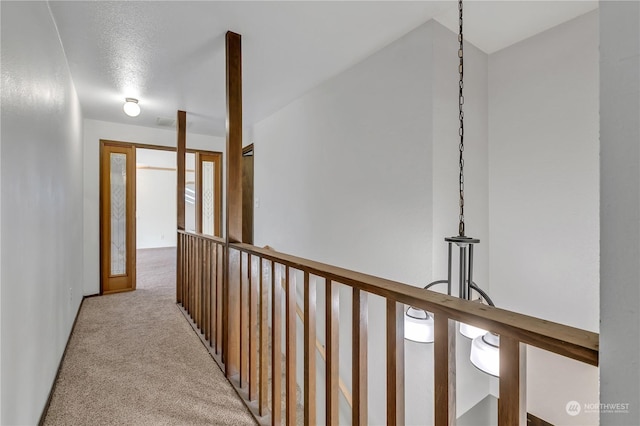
196 238 201 330
226 248 241 378
240 253 248 387
205 240 211 342
386 300 405 426
186 236 191 316
326 279 339 425
304 272 316 425
353 288 368 426
259 258 269 416
177 234 182 304
498 336 526 426
216 244 223 355
271 262 282 426
285 267 297 426
190 237 195 319
249 255 258 401
434 314 456 426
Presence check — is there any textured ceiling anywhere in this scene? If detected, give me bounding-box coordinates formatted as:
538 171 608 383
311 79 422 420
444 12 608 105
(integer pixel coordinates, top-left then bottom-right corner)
48 1 597 137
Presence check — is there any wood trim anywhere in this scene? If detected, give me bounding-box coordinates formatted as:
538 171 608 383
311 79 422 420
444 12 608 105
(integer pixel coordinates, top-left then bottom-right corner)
352 288 368 426
499 337 527 425
195 151 202 234
434 315 456 426
226 31 243 244
386 300 404 426
325 279 339 425
177 110 186 231
229 243 598 365
303 272 316 425
196 153 223 238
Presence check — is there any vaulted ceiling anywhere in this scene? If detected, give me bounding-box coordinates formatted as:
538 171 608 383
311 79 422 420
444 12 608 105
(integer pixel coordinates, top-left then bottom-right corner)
49 1 597 136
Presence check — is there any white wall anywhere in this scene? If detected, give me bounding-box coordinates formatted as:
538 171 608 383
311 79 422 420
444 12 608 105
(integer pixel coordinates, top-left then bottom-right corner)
83 119 224 295
1 2 84 424
136 148 177 249
600 1 640 423
488 10 600 425
253 20 490 425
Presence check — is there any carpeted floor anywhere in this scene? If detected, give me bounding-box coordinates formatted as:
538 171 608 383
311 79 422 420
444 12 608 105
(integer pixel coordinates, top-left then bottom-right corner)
43 247 256 426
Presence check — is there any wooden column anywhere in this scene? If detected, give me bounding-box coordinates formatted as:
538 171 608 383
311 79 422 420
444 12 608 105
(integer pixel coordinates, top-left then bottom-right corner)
177 110 186 230
434 314 456 426
176 110 186 303
226 30 243 244
498 337 527 426
224 30 243 378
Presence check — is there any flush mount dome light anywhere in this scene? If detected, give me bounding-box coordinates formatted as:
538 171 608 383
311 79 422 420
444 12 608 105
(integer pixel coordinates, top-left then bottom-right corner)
123 98 140 117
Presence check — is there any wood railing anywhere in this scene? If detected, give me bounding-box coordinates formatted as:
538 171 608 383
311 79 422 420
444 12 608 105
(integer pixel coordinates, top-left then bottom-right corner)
176 230 599 426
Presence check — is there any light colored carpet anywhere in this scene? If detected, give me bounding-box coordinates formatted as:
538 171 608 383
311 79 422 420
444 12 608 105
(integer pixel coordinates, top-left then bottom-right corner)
43 247 256 426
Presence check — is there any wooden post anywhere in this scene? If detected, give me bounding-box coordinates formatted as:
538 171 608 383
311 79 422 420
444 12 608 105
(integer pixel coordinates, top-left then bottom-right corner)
498 337 527 426
176 110 186 303
177 110 186 230
226 31 243 244
434 314 456 426
224 30 243 379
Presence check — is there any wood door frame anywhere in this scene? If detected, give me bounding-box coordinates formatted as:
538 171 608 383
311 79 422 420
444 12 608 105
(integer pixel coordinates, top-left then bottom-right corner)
242 144 254 244
100 140 137 294
195 152 223 237
99 139 223 294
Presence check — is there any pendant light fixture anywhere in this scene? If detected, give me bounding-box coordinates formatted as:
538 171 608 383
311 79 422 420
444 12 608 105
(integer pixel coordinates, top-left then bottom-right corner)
403 0 499 377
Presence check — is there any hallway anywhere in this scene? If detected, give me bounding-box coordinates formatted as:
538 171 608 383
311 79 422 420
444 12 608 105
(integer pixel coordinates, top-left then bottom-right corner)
43 248 255 426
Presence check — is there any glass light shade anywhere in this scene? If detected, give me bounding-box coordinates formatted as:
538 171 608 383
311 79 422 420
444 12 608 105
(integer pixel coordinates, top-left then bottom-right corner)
460 322 488 339
404 307 434 343
123 98 140 117
470 332 500 377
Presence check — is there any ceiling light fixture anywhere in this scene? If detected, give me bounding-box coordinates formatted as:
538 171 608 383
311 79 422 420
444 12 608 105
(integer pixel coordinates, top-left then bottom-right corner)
404 0 499 378
123 98 141 117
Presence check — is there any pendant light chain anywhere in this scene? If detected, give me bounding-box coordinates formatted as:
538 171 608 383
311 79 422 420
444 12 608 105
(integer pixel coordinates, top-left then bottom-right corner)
458 0 465 237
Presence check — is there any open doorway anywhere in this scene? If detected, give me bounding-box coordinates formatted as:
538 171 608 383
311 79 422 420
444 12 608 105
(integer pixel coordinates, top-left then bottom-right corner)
135 148 178 292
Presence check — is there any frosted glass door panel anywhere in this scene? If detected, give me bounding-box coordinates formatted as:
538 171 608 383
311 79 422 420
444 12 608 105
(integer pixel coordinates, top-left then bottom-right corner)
202 161 215 236
110 153 127 275
185 152 196 232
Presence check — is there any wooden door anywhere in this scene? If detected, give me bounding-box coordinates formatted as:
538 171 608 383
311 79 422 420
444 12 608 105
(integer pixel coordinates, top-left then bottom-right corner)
242 145 254 244
195 152 222 237
100 142 136 294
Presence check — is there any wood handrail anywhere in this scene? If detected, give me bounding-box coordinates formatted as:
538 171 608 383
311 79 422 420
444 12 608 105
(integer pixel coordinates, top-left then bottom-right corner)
230 242 599 367
178 229 226 245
